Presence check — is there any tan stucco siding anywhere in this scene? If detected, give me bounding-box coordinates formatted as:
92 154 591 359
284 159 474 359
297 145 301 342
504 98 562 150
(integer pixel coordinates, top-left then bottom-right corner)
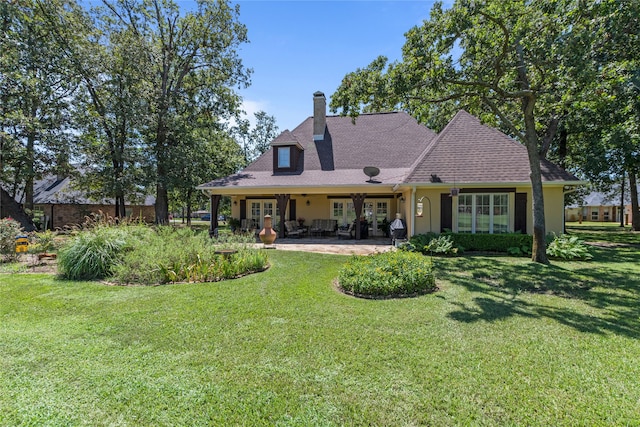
543 186 566 234
224 185 568 236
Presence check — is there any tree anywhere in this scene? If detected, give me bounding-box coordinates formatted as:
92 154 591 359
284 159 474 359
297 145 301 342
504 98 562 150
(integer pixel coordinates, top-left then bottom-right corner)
249 111 279 160
564 0 640 230
1 0 77 218
232 110 279 165
331 0 592 263
105 0 251 224
38 0 159 218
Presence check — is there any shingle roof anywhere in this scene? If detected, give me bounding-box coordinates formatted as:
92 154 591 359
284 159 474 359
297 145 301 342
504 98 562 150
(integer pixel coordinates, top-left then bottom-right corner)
405 110 579 184
26 174 155 205
200 111 437 188
199 109 580 191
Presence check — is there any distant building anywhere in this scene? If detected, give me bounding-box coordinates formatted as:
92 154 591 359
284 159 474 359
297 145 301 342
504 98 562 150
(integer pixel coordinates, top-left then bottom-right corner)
22 174 155 230
565 189 635 224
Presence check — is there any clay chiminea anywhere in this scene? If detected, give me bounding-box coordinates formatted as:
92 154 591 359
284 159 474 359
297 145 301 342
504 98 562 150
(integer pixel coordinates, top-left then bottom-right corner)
259 214 277 245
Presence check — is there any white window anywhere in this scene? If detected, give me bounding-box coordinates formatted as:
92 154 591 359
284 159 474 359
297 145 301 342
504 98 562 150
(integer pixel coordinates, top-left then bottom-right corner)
458 193 510 234
250 200 280 229
277 146 290 168
591 209 598 221
330 200 357 227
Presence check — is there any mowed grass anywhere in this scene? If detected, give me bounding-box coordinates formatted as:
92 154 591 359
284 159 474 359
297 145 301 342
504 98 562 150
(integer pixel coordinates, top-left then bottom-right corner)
2 228 640 425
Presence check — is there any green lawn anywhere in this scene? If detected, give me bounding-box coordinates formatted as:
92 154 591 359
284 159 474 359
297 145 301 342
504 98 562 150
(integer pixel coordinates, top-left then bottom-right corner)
1 228 640 425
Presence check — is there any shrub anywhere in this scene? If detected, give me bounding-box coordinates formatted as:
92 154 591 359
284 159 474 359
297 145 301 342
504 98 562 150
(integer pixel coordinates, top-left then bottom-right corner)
408 232 438 254
338 251 436 298
546 233 593 261
424 234 458 255
447 232 532 253
27 230 59 254
409 232 533 254
0 218 23 260
58 225 133 280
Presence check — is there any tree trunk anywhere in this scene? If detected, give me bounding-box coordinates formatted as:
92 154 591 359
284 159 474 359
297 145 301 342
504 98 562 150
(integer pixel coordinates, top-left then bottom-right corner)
186 202 192 226
1 186 36 231
522 101 549 264
155 180 169 225
558 124 567 169
620 172 625 227
629 172 640 231
24 131 35 212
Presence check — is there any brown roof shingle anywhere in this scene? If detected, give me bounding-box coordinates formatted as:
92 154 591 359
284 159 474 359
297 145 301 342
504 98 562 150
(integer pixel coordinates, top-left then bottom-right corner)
405 110 578 184
201 111 437 188
199 109 579 190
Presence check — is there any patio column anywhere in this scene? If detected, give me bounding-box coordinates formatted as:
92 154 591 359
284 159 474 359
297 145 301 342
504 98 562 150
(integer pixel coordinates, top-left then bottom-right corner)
275 194 290 238
209 194 221 238
351 193 367 240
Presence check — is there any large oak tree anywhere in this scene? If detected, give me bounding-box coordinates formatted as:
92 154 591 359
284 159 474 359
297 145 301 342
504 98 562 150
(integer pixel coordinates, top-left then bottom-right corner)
331 0 594 263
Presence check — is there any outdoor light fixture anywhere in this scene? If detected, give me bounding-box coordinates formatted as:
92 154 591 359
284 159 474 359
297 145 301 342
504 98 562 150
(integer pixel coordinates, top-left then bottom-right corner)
416 202 424 217
306 200 310 206
233 200 238 206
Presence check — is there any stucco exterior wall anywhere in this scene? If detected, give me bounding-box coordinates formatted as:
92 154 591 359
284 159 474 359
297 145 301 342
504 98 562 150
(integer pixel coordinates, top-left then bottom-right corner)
225 185 568 237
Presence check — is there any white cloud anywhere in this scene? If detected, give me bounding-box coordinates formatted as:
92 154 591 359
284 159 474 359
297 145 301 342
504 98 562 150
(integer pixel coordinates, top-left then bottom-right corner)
238 99 269 127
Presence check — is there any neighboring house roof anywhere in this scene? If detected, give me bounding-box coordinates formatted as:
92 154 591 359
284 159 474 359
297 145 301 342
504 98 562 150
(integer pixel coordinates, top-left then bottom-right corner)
201 111 437 189
26 174 155 205
198 107 580 191
406 110 578 184
566 186 639 208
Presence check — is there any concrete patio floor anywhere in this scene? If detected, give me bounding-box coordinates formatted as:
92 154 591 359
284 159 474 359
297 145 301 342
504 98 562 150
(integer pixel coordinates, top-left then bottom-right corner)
253 236 396 255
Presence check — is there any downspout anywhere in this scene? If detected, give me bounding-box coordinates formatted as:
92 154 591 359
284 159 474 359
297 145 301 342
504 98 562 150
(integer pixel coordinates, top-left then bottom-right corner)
411 186 417 236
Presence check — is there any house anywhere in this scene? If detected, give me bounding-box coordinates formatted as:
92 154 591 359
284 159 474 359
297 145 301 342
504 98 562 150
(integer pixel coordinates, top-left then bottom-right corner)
197 92 582 239
25 174 155 230
565 189 635 224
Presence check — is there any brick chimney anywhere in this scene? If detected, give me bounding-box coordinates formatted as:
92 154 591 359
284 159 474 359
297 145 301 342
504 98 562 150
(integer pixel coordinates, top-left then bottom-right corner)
313 91 326 141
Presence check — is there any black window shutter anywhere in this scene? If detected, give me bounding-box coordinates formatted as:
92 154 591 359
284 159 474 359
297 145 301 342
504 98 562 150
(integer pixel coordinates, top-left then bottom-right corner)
289 199 296 220
514 193 527 233
240 200 246 220
440 193 452 232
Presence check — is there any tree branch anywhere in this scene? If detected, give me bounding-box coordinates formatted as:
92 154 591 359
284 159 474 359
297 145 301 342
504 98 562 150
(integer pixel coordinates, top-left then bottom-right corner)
482 96 526 142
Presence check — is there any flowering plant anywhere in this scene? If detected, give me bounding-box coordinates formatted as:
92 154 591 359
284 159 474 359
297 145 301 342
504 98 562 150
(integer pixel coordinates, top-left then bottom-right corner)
0 217 23 258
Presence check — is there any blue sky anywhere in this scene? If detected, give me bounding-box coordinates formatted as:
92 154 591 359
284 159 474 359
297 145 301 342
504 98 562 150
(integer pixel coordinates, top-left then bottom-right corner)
226 0 444 131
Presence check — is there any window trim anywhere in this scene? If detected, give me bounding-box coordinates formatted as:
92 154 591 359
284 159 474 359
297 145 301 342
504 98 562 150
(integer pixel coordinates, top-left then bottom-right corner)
456 192 511 234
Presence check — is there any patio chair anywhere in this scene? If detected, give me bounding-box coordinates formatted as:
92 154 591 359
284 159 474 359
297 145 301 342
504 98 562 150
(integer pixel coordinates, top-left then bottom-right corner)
336 222 354 239
285 220 303 238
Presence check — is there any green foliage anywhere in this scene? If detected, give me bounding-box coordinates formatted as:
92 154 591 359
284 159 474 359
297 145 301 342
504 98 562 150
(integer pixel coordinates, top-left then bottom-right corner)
27 230 58 254
338 250 436 297
408 232 439 254
506 245 532 257
57 226 133 280
425 234 458 255
410 232 532 255
447 233 532 254
0 218 23 259
112 227 268 285
228 217 241 231
546 233 593 261
57 223 268 284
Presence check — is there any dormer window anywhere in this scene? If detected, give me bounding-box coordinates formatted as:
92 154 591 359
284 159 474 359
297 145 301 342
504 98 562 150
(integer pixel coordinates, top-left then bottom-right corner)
277 146 291 168
270 129 303 173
